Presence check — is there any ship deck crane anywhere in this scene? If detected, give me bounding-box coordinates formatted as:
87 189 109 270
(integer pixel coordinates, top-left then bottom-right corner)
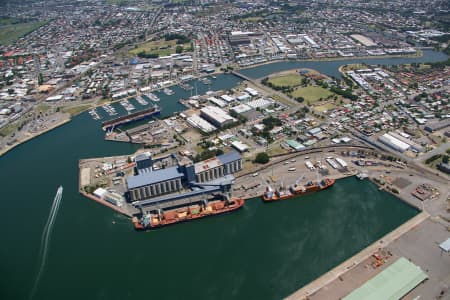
294 174 305 187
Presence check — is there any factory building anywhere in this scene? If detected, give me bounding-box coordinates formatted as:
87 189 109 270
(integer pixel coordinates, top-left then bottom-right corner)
187 114 217 133
127 166 185 202
135 152 153 172
229 31 252 45
194 151 242 183
126 151 242 202
378 133 410 152
200 106 236 128
424 119 450 133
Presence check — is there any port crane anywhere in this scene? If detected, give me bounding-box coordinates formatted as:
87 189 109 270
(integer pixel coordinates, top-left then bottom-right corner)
293 174 306 187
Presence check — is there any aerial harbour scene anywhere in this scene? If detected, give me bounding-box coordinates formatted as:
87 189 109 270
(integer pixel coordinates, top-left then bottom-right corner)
0 0 450 299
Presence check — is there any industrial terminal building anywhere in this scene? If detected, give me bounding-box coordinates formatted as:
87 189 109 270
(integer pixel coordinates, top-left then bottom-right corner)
126 151 242 203
200 106 237 128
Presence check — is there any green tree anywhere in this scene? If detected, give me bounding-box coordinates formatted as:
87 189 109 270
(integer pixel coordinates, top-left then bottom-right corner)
38 73 43 85
443 155 449 164
254 152 270 164
176 45 183 54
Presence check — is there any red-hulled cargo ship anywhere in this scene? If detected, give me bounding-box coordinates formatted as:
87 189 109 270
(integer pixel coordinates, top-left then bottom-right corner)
262 178 335 202
132 198 244 230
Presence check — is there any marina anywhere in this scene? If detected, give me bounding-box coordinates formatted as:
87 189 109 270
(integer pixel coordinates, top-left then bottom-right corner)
146 92 160 102
101 103 117 116
88 109 101 120
119 99 135 112
135 96 148 106
179 82 193 91
200 77 212 85
163 88 175 95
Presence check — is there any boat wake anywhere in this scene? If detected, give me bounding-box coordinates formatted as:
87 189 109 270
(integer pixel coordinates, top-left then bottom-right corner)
29 186 63 299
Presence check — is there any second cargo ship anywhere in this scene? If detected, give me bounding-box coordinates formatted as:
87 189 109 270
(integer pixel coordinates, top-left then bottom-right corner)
262 178 335 202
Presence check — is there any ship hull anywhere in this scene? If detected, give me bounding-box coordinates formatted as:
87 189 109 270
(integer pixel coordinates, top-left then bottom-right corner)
133 198 245 230
262 179 335 202
102 106 161 131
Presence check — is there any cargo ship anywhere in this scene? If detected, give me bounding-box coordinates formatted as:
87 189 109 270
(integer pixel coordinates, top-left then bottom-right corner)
101 105 160 131
132 198 244 230
262 178 335 202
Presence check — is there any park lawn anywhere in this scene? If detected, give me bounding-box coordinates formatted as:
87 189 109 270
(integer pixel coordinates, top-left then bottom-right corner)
0 21 47 45
130 39 190 57
106 0 128 4
36 104 52 113
268 73 303 87
290 86 333 103
61 104 92 116
97 98 111 105
0 122 20 137
314 103 336 113
267 143 289 156
243 17 264 22
130 39 177 55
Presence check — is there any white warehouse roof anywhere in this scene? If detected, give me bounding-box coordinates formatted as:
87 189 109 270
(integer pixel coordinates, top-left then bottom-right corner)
220 95 235 102
378 133 410 152
187 115 217 133
244 87 259 96
247 98 272 109
208 97 227 108
200 106 236 125
231 104 252 114
231 140 249 152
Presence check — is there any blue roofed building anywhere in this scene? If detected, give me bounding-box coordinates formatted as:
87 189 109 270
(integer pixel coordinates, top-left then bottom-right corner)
127 166 184 202
126 151 242 202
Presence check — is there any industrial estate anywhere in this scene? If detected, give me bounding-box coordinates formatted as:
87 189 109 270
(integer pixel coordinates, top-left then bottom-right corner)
1 0 450 299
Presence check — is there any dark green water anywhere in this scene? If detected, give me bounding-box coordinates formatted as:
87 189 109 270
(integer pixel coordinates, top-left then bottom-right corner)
1 52 445 300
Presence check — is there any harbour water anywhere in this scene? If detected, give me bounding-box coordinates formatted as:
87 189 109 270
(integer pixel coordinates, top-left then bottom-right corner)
0 51 445 300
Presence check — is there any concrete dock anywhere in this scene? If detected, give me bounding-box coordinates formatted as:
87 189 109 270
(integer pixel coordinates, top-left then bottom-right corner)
286 211 430 299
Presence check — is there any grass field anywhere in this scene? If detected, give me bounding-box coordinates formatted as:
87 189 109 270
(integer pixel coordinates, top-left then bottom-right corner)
0 21 46 45
314 103 336 112
106 0 128 5
290 86 333 103
242 17 264 22
268 73 302 87
97 98 111 105
130 39 190 57
36 104 52 113
61 105 92 116
0 122 20 137
267 143 289 156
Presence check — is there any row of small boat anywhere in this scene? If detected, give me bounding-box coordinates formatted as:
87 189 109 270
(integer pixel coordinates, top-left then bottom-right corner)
89 109 101 120
102 103 117 116
120 99 135 112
